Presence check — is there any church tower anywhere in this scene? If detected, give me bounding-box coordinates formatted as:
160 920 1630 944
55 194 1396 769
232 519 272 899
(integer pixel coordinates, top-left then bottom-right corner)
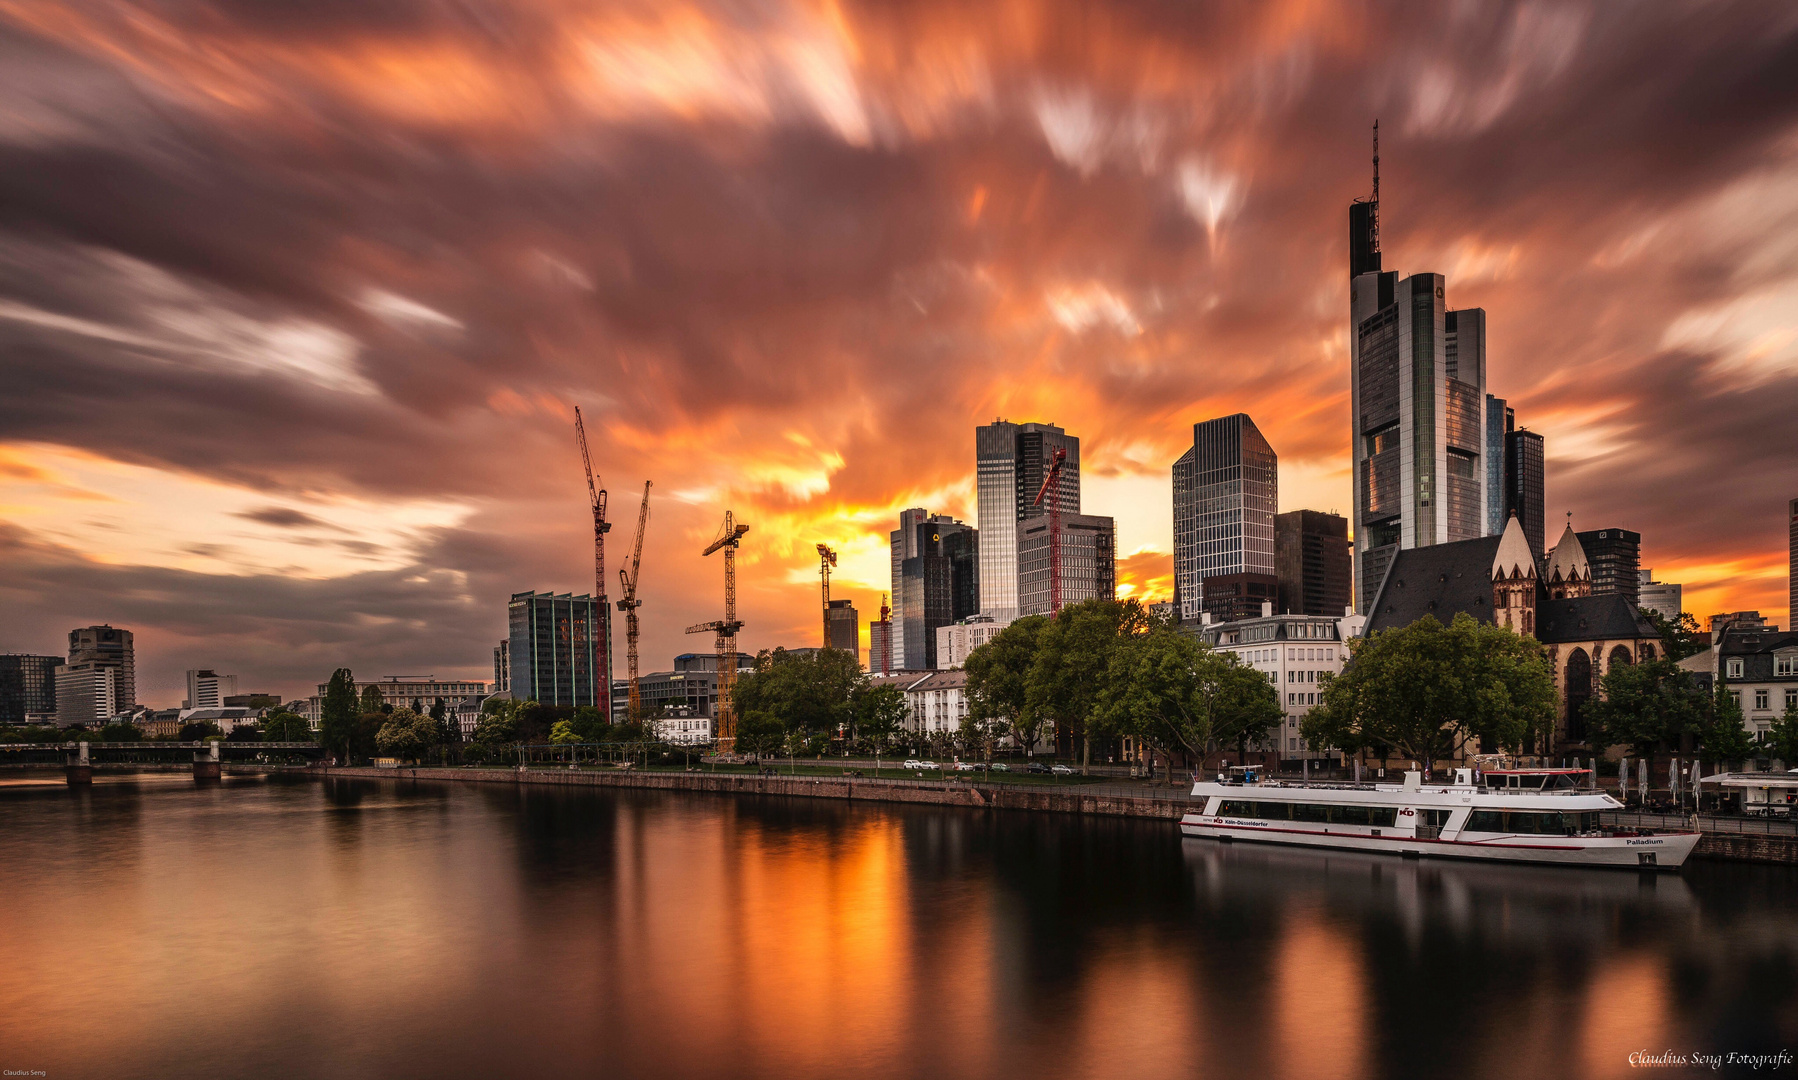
1544 523 1592 600
1492 513 1538 634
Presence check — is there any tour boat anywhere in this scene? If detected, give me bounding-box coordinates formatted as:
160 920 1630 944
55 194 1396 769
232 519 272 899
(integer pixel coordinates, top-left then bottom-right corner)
1179 767 1700 869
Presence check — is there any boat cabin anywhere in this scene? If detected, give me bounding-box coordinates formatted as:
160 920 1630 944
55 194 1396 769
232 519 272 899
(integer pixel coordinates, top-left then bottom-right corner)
1482 768 1589 792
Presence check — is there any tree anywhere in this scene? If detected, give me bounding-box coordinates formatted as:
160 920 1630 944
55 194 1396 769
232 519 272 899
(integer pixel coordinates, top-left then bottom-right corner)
1210 662 1285 765
549 719 582 744
473 700 520 746
226 723 263 742
359 684 387 715
95 722 145 742
1027 599 1155 773
571 705 608 742
261 710 313 742
965 615 1049 755
734 648 866 735
1583 658 1707 759
1096 628 1217 784
852 683 909 752
1646 610 1705 663
319 669 360 763
1767 698 1798 765
375 708 441 760
736 711 786 758
1302 614 1555 772
178 720 224 741
1697 681 1755 766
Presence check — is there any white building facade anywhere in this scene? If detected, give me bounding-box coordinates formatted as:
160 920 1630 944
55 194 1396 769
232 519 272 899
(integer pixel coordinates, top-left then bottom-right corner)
1195 606 1363 761
935 616 1012 670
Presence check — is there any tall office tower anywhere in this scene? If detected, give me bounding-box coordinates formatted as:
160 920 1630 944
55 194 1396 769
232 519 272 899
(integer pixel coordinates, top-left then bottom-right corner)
868 618 892 676
888 507 932 669
1017 512 1116 617
184 669 238 710
1348 146 1489 611
67 625 135 710
506 592 605 708
896 514 979 670
1173 414 1277 621
1275 510 1353 616
0 654 62 724
1503 414 1546 563
55 663 115 726
1575 529 1641 605
492 640 510 695
826 599 860 661
975 421 1080 621
1638 569 1683 621
1485 396 1508 535
1789 498 1797 630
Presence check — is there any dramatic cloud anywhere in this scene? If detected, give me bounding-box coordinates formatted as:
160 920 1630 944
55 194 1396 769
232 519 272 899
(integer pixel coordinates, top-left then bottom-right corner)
1 0 1796 703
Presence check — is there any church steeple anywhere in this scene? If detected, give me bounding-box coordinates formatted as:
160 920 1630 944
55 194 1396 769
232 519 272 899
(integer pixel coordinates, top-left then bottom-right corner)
1545 522 1591 599
1492 512 1538 634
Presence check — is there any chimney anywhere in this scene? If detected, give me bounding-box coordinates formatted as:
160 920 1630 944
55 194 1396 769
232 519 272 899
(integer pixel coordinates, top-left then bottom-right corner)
1261 600 1273 618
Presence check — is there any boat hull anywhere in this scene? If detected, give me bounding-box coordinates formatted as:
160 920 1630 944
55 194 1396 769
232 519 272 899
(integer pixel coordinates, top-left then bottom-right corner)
1178 814 1700 869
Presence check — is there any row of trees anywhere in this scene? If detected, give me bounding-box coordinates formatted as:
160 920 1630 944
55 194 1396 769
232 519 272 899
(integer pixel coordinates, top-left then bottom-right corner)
1584 657 1798 763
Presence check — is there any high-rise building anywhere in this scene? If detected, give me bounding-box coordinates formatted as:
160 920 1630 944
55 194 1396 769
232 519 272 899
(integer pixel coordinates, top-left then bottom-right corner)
55 663 116 726
1173 414 1277 621
184 669 238 710
1503 415 1546 564
0 654 62 724
1349 156 1490 611
868 619 892 676
1485 396 1508 536
492 640 510 695
1198 572 1278 623
67 625 134 710
975 420 1080 621
1789 498 1797 631
1275 510 1353 617
894 514 979 670
1017 512 1115 617
1637 569 1683 621
1576 529 1641 605
826 599 860 661
507 592 605 709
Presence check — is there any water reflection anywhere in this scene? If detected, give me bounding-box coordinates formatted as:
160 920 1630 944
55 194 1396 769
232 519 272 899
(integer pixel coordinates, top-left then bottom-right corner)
0 780 1794 1080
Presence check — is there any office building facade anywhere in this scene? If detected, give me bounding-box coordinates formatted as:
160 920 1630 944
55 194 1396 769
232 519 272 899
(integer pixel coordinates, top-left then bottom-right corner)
935 615 1012 670
1274 510 1353 617
1790 498 1797 632
507 592 605 709
608 652 755 728
894 514 979 670
1638 570 1683 621
68 625 135 710
869 618 892 676
0 654 62 725
826 599 860 661
1504 419 1546 564
1196 611 1352 762
1197 572 1279 624
1173 414 1278 621
493 640 510 695
1576 529 1641 606
975 420 1080 621
55 663 116 727
1485 396 1508 536
1017 512 1115 618
184 669 238 710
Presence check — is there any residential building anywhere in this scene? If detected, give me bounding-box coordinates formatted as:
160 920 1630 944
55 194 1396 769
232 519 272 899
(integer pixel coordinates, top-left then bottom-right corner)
1485 396 1508 536
893 512 979 670
1017 512 1115 617
609 652 754 727
184 669 238 710
1576 528 1641 605
1504 418 1546 564
1712 624 1798 742
315 676 489 713
55 663 116 727
1274 510 1353 617
1710 612 1773 634
1173 413 1277 622
493 640 510 695
1194 606 1354 761
137 708 183 739
903 668 969 735
826 599 860 661
508 592 605 709
1197 572 1279 624
1637 570 1683 622
176 706 258 734
651 705 714 746
68 625 134 710
975 420 1081 621
0 654 62 724
935 614 1012 670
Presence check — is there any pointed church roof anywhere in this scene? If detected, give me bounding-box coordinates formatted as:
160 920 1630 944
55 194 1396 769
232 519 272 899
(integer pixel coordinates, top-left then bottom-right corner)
1491 514 1537 580
1545 523 1589 582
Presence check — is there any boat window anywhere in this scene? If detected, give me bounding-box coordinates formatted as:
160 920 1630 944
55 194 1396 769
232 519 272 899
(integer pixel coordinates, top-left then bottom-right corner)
1464 810 1580 834
1415 809 1453 830
1216 801 1394 827
1293 803 1330 823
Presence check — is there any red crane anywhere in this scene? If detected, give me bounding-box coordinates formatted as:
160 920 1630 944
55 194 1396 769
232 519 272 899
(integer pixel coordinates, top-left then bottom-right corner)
573 408 611 707
1031 447 1068 614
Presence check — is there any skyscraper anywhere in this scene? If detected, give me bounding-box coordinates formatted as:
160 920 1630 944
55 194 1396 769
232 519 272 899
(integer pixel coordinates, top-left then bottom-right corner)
975 420 1079 620
1504 419 1546 562
1576 528 1641 605
67 625 134 710
184 669 238 710
1275 510 1353 617
55 663 115 727
895 514 978 670
0 654 62 724
826 599 860 661
1017 512 1116 617
1638 569 1683 621
888 507 931 669
1790 498 1797 631
1485 396 1508 536
1173 414 1277 622
1349 145 1490 611
507 592 604 708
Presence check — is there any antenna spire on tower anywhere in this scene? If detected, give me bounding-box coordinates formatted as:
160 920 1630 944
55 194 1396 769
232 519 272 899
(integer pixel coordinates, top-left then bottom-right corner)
1370 119 1380 255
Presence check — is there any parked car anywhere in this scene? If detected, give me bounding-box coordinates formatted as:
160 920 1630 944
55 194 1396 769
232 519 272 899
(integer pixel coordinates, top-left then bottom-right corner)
902 759 928 770
953 761 980 772
1050 764 1075 775
919 760 942 771
990 763 1010 773
1026 762 1050 774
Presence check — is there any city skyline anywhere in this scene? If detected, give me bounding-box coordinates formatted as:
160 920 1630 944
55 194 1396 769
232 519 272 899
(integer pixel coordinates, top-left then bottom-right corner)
2 3 1796 702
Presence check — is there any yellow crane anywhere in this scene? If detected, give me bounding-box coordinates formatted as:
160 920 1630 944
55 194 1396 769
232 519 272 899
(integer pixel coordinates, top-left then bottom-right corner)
617 481 652 721
573 407 611 700
686 512 749 751
816 543 837 649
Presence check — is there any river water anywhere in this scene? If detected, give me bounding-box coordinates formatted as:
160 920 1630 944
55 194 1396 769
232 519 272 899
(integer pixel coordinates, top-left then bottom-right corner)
2 774 1794 1079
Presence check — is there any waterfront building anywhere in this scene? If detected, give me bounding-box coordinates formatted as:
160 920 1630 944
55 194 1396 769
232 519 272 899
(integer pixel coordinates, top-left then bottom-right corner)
975 420 1080 621
1711 624 1798 742
184 669 238 710
313 675 489 713
508 592 604 709
68 625 134 710
0 654 62 724
1576 528 1641 605
935 614 1012 670
902 668 969 735
826 599 860 660
1193 606 1357 762
176 706 259 734
1017 512 1115 618
55 663 116 727
892 512 979 670
1274 510 1353 617
609 653 754 727
1503 418 1546 564
493 640 510 695
1637 570 1683 621
1173 413 1277 622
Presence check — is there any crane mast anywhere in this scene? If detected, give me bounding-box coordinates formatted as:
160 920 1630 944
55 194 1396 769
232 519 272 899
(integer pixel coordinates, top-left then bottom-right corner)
1032 447 1068 614
816 543 837 649
573 407 611 708
618 481 652 721
687 512 749 751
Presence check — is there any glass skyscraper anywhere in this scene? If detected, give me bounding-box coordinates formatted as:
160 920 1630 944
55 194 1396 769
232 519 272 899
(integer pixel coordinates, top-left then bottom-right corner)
975 420 1079 621
507 592 605 708
1172 414 1277 622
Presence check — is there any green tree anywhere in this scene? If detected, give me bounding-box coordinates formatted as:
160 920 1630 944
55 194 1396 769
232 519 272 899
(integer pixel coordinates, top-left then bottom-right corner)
571 705 608 742
1096 627 1217 784
1768 698 1798 764
375 707 440 760
1302 614 1555 772
852 683 909 751
733 648 865 735
261 710 313 742
359 684 387 714
1583 658 1707 758
1646 610 1705 663
549 719 582 744
1211 662 1285 765
1028 599 1155 773
178 720 224 741
95 722 145 742
965 615 1049 756
473 700 520 745
736 710 786 757
319 669 360 763
1696 681 1755 766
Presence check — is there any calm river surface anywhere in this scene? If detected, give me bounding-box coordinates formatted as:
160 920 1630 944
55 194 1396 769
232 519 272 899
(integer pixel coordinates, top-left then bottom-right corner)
2 774 1796 1080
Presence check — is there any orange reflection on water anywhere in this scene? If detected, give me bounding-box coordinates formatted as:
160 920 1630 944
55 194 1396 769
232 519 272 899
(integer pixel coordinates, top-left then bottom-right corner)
1064 930 1205 1079
1270 906 1367 1080
1579 953 1670 1080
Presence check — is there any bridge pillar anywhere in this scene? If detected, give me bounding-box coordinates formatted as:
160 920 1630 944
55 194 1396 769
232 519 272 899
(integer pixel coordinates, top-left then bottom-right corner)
194 742 222 782
66 741 93 785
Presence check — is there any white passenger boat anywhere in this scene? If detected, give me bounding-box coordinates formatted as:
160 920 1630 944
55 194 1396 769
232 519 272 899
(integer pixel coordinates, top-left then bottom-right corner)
1179 767 1700 869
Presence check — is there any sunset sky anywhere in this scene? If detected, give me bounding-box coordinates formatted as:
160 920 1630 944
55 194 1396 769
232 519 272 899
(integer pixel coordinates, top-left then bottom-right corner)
2 0 1796 705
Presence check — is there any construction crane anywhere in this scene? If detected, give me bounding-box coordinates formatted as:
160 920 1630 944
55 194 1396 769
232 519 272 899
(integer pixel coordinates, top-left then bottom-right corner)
1031 446 1069 614
573 407 611 703
686 512 749 751
617 481 652 721
816 543 837 649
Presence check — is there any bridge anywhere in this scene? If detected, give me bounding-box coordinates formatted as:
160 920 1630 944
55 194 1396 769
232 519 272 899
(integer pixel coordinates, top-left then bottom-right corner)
0 741 327 784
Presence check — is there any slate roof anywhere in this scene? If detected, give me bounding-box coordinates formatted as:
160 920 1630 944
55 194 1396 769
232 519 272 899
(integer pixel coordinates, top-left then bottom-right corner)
1364 536 1503 633
1534 594 1659 644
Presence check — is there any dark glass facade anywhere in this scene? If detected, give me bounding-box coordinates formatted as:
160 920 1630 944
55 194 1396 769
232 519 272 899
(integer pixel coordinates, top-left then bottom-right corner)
1577 529 1642 605
899 518 979 669
0 654 62 724
1173 414 1277 622
507 592 605 709
67 625 134 709
1505 427 1546 563
1275 511 1352 617
1198 572 1279 624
